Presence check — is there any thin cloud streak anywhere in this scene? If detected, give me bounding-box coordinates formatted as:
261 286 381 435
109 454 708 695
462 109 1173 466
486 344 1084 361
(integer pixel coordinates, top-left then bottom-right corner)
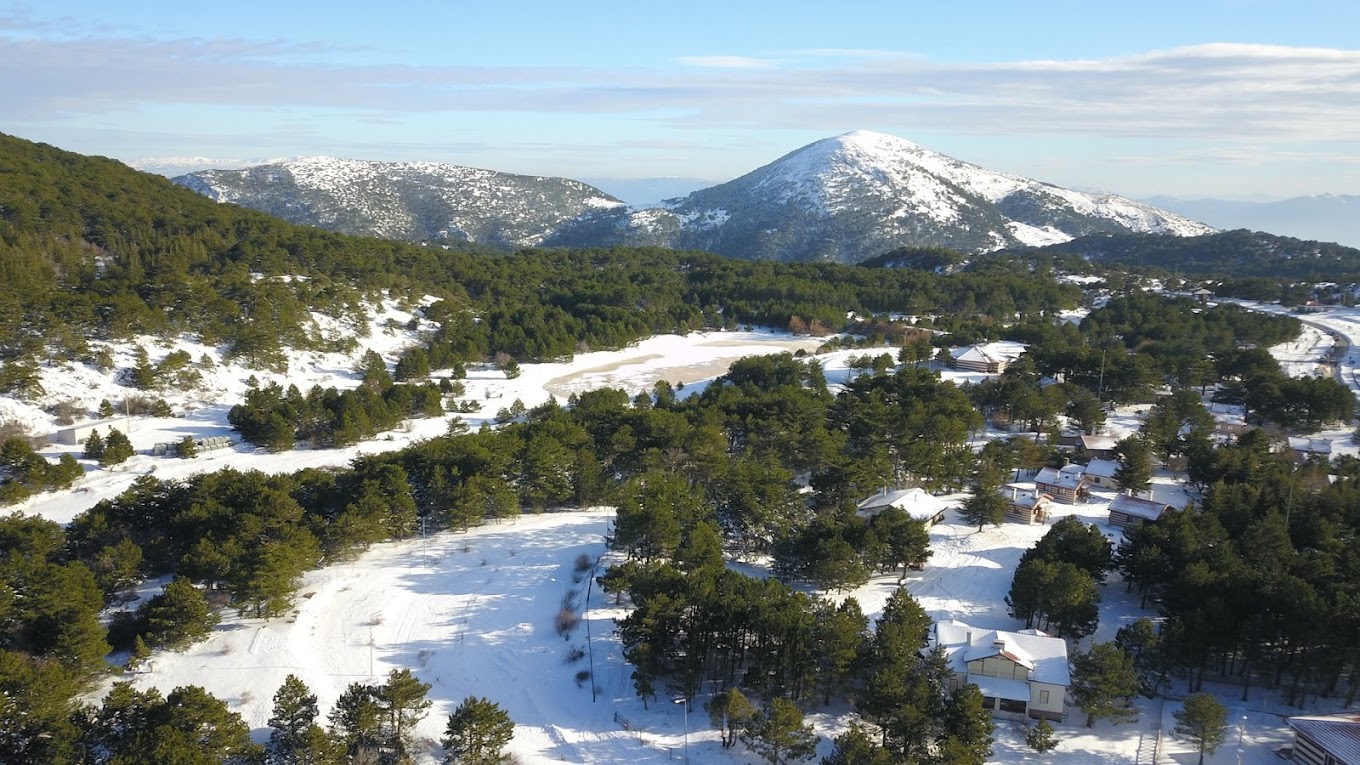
3 28 1358 147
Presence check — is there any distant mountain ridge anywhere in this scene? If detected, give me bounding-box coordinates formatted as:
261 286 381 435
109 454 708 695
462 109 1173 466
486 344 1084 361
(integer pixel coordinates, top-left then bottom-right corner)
175 158 624 247
1141 194 1360 249
176 131 1214 262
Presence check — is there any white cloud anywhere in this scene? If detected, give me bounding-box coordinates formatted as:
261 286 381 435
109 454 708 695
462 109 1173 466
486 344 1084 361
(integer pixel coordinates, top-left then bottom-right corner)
674 55 778 69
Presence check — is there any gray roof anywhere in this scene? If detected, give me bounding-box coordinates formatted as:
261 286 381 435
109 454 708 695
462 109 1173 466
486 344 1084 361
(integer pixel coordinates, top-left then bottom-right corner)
1109 494 1170 522
856 488 950 522
1288 714 1360 764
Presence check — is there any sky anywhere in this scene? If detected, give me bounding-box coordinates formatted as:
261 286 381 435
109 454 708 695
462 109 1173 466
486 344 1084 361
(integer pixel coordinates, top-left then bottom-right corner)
2 0 1359 200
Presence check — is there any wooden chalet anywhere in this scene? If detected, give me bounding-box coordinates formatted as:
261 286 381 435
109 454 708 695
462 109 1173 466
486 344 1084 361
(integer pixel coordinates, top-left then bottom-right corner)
1034 464 1089 504
1107 494 1171 529
1001 483 1052 524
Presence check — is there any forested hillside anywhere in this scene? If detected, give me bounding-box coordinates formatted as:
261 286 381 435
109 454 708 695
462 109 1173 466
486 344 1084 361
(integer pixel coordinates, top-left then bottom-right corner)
1031 229 1360 280
0 133 1081 379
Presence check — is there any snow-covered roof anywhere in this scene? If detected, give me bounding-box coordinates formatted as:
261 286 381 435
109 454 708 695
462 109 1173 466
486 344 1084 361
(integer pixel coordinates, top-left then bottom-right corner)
1085 458 1120 479
1035 465 1085 489
1288 437 1333 455
1109 494 1170 522
932 619 1070 686
1079 434 1117 452
950 345 1006 365
1000 483 1049 509
1287 714 1360 763
856 487 950 522
970 675 1032 702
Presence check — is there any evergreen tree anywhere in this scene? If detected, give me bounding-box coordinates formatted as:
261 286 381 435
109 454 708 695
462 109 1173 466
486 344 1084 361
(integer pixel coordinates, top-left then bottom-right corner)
740 697 818 765
1172 693 1228 765
811 598 867 705
1114 435 1153 494
1115 617 1169 698
100 429 135 467
328 683 383 763
178 435 198 458
1070 642 1140 728
1025 719 1058 753
959 488 1007 532
127 635 152 672
143 576 219 650
442 696 515 764
380 668 432 758
819 723 892 765
0 649 82 764
83 430 106 460
98 399 116 418
706 688 755 749
268 674 321 763
939 683 995 765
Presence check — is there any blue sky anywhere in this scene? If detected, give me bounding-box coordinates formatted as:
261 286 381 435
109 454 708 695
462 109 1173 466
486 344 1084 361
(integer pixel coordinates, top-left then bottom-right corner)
3 0 1358 199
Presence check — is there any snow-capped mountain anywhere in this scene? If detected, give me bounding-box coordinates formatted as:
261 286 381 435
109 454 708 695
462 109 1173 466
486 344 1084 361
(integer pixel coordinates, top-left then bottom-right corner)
174 158 625 247
550 130 1212 261
176 132 1212 262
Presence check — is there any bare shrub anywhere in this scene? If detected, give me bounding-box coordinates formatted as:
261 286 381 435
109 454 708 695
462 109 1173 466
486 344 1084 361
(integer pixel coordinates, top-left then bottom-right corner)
49 400 82 426
574 669 591 687
565 646 585 664
555 607 580 637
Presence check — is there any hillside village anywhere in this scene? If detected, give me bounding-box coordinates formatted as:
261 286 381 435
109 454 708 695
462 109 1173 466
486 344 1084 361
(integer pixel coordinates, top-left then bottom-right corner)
4 278 1360 764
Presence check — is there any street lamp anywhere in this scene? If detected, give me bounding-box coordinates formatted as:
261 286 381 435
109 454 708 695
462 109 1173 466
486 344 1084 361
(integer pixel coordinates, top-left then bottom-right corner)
672 697 688 763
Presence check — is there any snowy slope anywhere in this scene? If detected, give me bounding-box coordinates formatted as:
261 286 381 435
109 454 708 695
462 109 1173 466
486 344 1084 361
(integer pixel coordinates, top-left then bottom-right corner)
175 158 624 246
649 130 1214 260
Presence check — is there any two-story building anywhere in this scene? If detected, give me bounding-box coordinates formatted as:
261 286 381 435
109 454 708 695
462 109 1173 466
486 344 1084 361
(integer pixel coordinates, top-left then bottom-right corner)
931 619 1069 722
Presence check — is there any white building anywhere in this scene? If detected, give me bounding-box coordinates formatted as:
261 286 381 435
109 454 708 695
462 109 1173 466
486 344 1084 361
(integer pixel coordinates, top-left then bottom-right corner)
948 345 1008 373
931 619 1069 722
55 416 131 446
1286 713 1360 765
1084 458 1120 489
856 487 950 527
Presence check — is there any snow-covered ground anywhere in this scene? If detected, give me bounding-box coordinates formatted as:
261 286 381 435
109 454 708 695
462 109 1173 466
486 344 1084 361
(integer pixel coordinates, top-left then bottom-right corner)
7 299 1336 763
105 500 1302 765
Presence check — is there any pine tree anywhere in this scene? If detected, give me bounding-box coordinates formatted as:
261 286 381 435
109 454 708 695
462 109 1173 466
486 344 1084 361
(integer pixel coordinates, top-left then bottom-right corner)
328 682 383 762
127 634 152 672
83 430 106 460
740 697 818 765
1172 693 1228 765
144 576 218 649
706 688 755 749
442 696 515 764
98 399 116 418
1070 642 1140 728
99 429 135 466
820 723 893 765
264 677 344 763
178 435 198 458
380 668 432 757
959 488 1007 532
940 683 995 765
1114 435 1153 494
1025 719 1058 753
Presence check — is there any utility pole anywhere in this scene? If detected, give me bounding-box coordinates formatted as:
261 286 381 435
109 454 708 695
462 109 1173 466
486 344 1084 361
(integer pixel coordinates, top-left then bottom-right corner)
672 697 688 763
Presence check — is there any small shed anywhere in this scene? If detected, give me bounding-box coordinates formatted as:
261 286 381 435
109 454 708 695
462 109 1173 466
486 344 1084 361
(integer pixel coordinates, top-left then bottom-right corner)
56 416 131 446
1192 287 1214 304
1288 437 1333 463
1107 494 1171 529
857 488 950 528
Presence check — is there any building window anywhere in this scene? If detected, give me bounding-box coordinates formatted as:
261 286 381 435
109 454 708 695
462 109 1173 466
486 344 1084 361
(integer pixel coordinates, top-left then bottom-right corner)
981 696 997 711
1039 690 1050 704
999 698 1027 714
